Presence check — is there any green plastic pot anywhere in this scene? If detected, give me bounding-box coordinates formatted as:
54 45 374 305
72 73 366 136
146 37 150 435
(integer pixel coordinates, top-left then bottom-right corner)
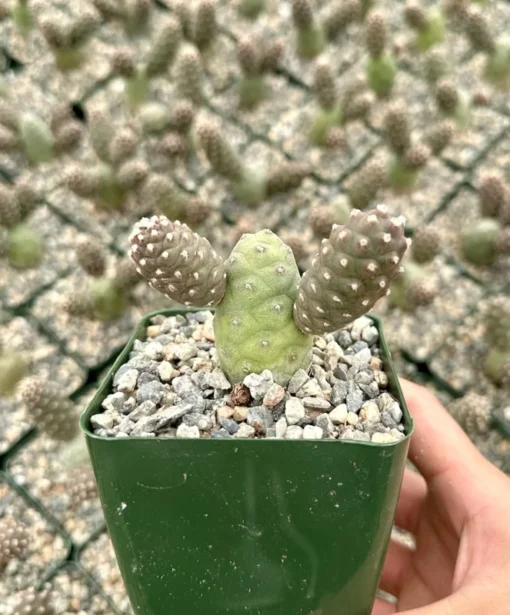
81 309 413 615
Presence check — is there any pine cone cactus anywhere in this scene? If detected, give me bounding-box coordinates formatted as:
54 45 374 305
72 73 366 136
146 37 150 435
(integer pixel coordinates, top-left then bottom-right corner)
76 237 107 277
479 173 509 219
323 0 360 41
411 227 441 264
92 0 151 36
404 2 445 51
483 297 510 387
130 207 407 384
449 393 492 436
435 79 472 128
348 156 386 209
291 0 325 59
294 206 407 334
365 10 396 97
130 216 227 307
175 46 204 105
0 517 29 569
20 377 78 441
425 119 455 155
237 36 283 109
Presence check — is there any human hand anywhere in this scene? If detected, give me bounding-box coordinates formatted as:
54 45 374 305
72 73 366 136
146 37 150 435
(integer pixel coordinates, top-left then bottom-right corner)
373 380 510 614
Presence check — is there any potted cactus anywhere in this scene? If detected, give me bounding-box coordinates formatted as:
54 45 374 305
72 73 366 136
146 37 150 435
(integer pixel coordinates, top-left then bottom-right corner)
81 206 413 615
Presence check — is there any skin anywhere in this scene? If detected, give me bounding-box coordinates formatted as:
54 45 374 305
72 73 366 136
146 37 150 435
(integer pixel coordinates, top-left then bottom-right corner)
373 380 510 615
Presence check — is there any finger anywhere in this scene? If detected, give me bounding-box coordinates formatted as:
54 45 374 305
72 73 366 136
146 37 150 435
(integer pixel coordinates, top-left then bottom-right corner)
394 468 427 535
372 597 396 615
379 539 414 597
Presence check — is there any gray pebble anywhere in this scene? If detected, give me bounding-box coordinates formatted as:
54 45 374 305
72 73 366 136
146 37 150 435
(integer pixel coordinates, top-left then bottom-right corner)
243 370 274 400
285 398 305 425
175 342 198 362
337 330 352 349
211 428 233 439
341 428 370 442
362 326 379 346
176 424 200 438
302 397 331 410
333 364 349 381
360 401 381 427
118 417 135 434
354 370 374 386
144 341 164 360
303 425 323 440
316 413 334 436
91 413 114 430
102 392 126 413
137 372 159 387
331 382 348 405
351 341 369 353
247 406 274 434
287 369 310 395
136 380 165 405
296 378 322 398
234 423 256 439
359 382 380 399
285 425 303 439
350 316 373 341
346 388 364 413
129 400 157 422
220 418 240 434
116 368 139 393
183 413 214 431
172 375 199 397
381 410 397 428
266 427 277 438
205 369 231 391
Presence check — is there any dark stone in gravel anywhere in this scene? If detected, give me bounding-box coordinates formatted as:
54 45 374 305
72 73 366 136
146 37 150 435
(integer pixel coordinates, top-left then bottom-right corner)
211 428 232 439
346 388 364 413
247 406 274 434
351 341 369 353
333 364 349 380
359 382 380 399
337 330 352 349
136 381 165 404
331 382 348 405
220 418 240 434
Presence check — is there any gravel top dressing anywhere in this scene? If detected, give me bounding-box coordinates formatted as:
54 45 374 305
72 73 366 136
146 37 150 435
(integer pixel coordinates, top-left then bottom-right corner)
91 311 405 443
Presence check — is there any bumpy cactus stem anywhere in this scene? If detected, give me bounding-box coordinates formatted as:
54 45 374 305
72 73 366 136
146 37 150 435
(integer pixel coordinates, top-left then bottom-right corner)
0 0 33 37
323 0 360 41
348 156 386 209
365 11 396 97
404 2 445 51
237 36 283 109
175 46 205 106
131 207 407 383
291 0 325 60
238 0 266 19
175 0 216 55
435 79 472 129
460 218 510 266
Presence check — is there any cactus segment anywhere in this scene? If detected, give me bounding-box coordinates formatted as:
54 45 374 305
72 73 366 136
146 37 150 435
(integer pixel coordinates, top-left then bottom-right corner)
214 230 313 385
7 225 44 269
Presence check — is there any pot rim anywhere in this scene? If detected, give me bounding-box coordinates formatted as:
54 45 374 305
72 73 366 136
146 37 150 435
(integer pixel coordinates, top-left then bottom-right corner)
80 308 414 446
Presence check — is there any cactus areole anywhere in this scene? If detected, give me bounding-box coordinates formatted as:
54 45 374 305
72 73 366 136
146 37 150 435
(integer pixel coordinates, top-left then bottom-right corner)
130 206 408 385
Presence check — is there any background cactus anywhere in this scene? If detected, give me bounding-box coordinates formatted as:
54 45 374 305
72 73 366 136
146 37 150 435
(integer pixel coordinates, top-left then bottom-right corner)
175 0 217 55
448 393 492 435
365 10 396 97
66 109 147 210
0 100 81 163
483 297 510 387
38 8 100 71
111 17 182 108
197 119 308 206
0 342 28 397
323 0 361 42
435 78 472 128
63 238 140 321
0 0 33 36
310 63 372 146
0 178 44 270
175 46 205 106
236 36 283 109
291 0 325 60
383 100 431 191
404 2 445 51
0 517 29 569
131 206 407 383
389 226 440 311
92 0 151 37
19 377 79 441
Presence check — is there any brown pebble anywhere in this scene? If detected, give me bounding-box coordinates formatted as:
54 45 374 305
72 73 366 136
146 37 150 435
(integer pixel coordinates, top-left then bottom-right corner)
217 406 234 421
231 383 251 406
370 357 383 370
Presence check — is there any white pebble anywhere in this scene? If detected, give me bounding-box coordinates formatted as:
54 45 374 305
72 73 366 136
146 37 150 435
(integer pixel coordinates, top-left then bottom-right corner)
176 424 200 439
285 425 304 439
285 398 305 425
329 404 348 424
303 425 323 440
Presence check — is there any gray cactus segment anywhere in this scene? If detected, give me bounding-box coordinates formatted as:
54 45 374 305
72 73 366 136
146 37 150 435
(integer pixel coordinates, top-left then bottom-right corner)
294 206 408 334
129 216 226 307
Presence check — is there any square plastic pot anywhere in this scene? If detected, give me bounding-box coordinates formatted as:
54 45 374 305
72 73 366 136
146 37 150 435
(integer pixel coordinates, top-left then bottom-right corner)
80 309 413 615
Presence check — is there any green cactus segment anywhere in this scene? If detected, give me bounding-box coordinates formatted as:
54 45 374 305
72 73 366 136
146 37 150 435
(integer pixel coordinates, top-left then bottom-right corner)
0 350 28 397
389 260 436 311
90 278 127 321
483 297 510 386
292 0 325 60
460 217 501 265
294 206 408 335
238 0 265 19
125 71 150 109
387 157 419 191
11 0 34 37
129 216 226 307
238 76 266 109
484 348 509 386
214 230 313 385
416 11 445 51
20 377 78 441
19 114 55 163
485 40 510 91
310 108 341 146
8 225 44 269
366 53 396 97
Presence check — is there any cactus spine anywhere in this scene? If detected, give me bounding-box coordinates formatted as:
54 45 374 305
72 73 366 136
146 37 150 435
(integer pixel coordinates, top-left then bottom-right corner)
130 206 407 384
